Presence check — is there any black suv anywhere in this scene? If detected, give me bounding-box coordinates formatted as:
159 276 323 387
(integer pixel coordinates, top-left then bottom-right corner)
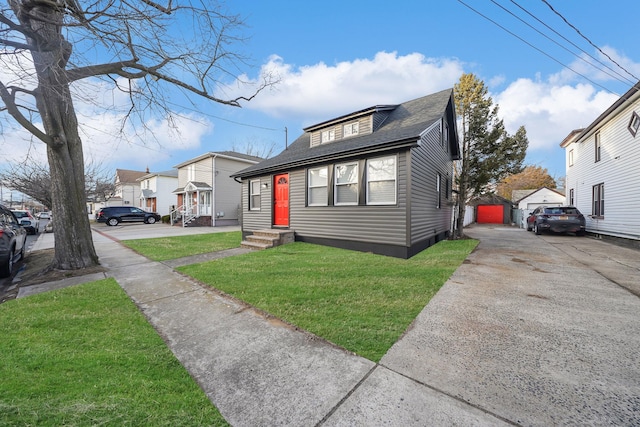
0 204 27 277
96 206 161 226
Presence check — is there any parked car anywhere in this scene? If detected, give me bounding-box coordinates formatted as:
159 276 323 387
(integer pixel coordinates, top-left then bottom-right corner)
527 206 586 236
0 204 27 277
95 206 161 226
37 211 51 220
11 210 38 235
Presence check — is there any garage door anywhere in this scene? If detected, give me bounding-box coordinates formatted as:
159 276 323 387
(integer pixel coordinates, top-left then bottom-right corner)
477 204 504 224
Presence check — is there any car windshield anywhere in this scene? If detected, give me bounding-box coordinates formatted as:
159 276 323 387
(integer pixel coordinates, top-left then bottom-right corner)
544 207 579 215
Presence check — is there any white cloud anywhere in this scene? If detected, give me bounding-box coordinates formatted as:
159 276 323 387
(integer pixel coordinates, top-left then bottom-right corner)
225 52 465 122
494 78 619 151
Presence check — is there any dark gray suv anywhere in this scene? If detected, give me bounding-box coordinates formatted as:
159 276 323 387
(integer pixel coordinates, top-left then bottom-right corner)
95 206 161 226
0 204 27 277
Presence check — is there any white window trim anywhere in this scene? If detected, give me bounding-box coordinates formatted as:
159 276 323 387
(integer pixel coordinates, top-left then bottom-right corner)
249 179 261 211
436 173 442 209
321 129 335 143
343 121 360 138
366 155 397 205
307 167 328 206
334 162 359 206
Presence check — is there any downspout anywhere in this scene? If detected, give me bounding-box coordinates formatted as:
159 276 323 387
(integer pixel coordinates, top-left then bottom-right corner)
211 154 217 227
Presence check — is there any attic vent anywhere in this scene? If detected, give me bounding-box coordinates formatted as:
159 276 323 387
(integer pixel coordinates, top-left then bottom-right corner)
628 111 640 137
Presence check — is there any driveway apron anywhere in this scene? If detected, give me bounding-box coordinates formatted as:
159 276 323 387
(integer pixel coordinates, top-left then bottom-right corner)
381 226 640 426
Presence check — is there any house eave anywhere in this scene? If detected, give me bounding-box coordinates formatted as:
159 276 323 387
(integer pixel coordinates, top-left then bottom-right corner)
577 81 640 142
232 138 419 179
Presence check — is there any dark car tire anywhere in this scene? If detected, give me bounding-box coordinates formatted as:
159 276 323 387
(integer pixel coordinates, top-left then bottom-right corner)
577 230 586 236
107 218 119 226
534 223 541 235
146 217 156 224
0 245 15 278
526 223 532 232
19 243 25 261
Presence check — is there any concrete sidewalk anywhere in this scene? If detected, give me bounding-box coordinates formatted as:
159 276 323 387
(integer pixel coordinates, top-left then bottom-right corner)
16 225 640 425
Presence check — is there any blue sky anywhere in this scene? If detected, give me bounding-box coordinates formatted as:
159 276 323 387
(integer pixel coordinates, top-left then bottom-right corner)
3 0 640 186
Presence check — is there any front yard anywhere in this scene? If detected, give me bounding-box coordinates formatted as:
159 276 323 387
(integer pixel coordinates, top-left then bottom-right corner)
175 239 478 362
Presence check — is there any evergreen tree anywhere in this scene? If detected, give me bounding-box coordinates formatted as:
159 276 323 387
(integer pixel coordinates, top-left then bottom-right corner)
453 73 528 237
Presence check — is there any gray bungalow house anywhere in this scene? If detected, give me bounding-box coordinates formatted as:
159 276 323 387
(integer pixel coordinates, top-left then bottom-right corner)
232 89 461 258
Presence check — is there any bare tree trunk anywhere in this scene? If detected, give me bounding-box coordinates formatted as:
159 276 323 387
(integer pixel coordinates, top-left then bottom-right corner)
21 1 99 269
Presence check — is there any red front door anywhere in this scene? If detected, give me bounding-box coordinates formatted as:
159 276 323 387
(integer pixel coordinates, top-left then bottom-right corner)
273 174 289 227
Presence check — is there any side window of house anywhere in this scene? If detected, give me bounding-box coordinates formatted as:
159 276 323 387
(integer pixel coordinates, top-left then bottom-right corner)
569 188 574 206
592 183 604 217
249 179 261 211
436 173 442 209
335 162 358 205
366 156 396 205
308 167 328 206
594 132 601 162
343 122 359 138
569 149 574 167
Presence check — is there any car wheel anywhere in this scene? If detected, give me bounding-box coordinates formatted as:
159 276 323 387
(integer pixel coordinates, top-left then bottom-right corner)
0 245 15 278
107 218 119 226
19 243 26 261
534 223 541 235
146 217 156 224
526 223 532 232
577 230 586 236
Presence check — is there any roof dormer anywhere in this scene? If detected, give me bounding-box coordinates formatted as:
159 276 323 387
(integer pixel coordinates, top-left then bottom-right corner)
305 105 397 148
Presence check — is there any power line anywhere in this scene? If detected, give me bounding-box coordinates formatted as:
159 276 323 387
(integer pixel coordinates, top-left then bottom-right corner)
499 0 636 86
540 0 640 82
456 0 618 95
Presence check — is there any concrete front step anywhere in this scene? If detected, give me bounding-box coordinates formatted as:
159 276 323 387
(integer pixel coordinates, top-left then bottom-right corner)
241 229 295 251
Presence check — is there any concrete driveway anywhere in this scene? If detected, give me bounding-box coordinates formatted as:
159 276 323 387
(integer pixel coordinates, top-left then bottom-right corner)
376 225 640 426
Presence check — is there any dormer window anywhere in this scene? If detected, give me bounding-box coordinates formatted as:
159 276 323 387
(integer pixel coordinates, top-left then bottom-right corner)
321 129 335 143
343 122 359 138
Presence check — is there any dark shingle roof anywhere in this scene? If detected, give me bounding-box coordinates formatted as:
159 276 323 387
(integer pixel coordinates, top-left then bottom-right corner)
233 89 454 178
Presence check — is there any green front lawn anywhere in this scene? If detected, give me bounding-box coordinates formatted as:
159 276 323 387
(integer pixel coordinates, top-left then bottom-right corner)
178 240 477 362
0 279 228 426
123 231 241 261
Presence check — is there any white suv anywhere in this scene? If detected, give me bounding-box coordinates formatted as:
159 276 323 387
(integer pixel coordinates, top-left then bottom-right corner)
11 210 38 235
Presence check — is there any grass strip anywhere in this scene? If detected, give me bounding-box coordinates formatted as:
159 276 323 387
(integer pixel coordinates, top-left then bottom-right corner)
179 240 477 362
123 231 241 261
0 279 228 426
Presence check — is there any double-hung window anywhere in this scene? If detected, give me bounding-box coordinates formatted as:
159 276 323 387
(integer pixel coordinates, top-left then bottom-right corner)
343 122 359 138
592 183 604 217
335 162 358 205
595 132 601 162
308 167 328 206
569 188 574 206
366 156 396 205
321 129 335 143
249 179 261 211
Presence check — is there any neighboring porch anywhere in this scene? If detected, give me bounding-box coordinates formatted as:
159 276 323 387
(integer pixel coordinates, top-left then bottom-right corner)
171 181 213 227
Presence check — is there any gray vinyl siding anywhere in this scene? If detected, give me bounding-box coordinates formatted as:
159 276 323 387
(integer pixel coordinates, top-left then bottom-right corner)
214 158 247 221
410 122 454 243
241 176 272 231
288 154 407 246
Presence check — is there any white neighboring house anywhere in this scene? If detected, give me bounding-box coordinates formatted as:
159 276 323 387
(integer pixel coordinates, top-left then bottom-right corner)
560 81 640 247
172 151 262 227
111 169 147 206
512 187 565 229
137 169 179 216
